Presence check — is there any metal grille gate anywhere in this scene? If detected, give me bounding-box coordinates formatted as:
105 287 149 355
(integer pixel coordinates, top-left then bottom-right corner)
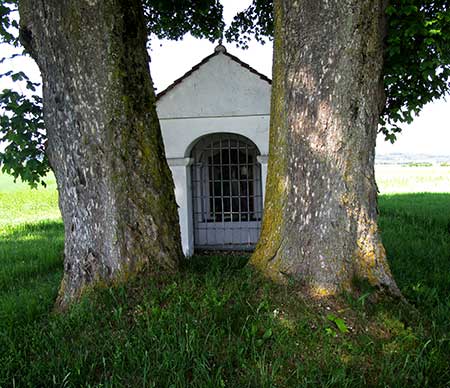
191 134 263 250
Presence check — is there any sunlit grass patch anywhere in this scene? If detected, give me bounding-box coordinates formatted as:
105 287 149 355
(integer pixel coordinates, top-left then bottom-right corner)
0 173 60 225
376 165 450 193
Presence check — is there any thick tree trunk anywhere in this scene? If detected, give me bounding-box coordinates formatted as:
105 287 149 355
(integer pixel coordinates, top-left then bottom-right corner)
252 0 400 297
18 0 182 309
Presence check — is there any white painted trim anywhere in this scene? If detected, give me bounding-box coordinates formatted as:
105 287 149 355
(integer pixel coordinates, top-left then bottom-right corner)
257 155 269 203
168 161 194 257
159 113 270 121
167 157 193 167
257 155 269 164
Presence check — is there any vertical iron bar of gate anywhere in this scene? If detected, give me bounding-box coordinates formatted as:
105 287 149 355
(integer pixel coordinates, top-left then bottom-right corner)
237 138 242 241
244 140 248 242
205 139 216 245
258 160 262 222
228 137 233 244
219 138 225 245
193 161 197 244
200 147 203 245
197 159 202 245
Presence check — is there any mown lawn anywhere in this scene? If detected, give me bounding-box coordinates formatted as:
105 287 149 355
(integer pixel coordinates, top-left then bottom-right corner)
0 170 449 387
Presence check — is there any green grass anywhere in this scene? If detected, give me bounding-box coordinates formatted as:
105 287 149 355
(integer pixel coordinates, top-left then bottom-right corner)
379 194 450 330
0 171 449 387
0 173 60 224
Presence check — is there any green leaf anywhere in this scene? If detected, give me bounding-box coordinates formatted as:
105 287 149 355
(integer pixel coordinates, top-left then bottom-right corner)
327 314 349 334
262 327 272 340
385 5 396 16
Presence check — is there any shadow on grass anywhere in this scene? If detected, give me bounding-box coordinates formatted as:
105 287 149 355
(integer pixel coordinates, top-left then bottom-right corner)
0 194 448 387
0 220 64 292
0 219 64 240
182 252 250 274
0 220 64 330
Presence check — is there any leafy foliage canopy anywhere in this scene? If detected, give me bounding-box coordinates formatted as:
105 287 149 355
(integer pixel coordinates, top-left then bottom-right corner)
144 0 224 42
226 0 450 143
1 0 450 186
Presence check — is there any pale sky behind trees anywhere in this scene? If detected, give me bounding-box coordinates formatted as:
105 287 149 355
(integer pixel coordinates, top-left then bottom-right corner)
0 0 449 156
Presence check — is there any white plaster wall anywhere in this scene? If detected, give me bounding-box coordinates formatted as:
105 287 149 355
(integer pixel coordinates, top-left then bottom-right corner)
157 52 271 119
167 158 194 256
160 115 270 159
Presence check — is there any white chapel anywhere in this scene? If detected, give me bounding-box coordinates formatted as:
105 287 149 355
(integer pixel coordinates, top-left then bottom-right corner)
156 45 271 256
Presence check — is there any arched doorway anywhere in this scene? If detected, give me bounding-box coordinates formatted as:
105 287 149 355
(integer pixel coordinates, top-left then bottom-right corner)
191 133 263 250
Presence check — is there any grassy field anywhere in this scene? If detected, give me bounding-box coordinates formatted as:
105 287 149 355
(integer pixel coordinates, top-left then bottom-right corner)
376 165 450 194
0 172 60 224
0 168 449 387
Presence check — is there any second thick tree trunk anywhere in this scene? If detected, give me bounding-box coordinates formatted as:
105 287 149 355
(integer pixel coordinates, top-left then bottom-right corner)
19 0 183 309
252 0 400 296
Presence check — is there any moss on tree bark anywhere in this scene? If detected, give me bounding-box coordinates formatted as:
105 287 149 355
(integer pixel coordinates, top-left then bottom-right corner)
252 0 400 297
18 0 183 309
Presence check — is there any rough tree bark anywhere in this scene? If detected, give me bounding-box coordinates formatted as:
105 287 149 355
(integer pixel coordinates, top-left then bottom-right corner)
18 0 183 309
252 0 400 297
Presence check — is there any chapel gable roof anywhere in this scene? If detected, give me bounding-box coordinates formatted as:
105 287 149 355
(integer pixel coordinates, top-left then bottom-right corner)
156 44 272 101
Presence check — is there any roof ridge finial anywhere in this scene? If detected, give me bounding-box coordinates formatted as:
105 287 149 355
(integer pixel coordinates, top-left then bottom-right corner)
214 41 226 53
215 31 226 53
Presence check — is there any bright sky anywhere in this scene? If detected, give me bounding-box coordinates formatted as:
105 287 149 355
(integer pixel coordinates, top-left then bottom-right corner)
1 0 449 156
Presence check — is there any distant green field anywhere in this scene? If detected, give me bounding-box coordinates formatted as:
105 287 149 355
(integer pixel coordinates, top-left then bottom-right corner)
376 165 450 194
0 169 449 387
